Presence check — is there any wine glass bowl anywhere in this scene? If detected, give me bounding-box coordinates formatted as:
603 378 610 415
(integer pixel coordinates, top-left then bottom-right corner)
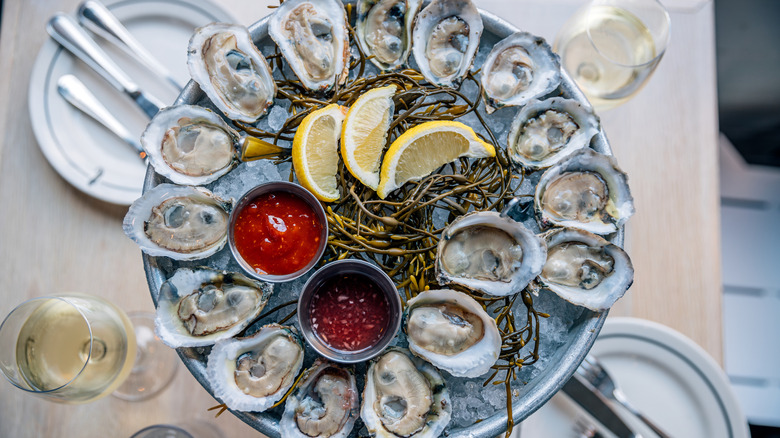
0 294 136 403
554 0 671 110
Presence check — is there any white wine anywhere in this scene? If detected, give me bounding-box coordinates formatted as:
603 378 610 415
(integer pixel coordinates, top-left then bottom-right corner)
555 5 658 110
14 296 136 403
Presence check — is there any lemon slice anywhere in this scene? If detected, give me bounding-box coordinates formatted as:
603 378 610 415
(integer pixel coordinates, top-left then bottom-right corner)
293 104 348 202
376 121 496 199
341 85 396 190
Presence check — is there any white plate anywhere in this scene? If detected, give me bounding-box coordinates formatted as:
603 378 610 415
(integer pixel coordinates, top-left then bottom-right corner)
28 0 235 205
521 317 749 438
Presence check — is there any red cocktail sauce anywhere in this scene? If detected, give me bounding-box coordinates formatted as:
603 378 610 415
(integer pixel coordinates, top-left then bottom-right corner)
233 191 323 276
308 273 391 352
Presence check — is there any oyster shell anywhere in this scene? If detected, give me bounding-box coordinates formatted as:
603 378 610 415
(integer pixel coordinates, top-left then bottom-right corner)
187 23 276 123
480 32 561 113
123 184 230 260
507 97 600 169
356 0 422 71
155 268 272 348
404 289 501 378
436 211 547 296
207 324 304 412
269 0 350 92
535 148 635 235
142 105 238 186
361 348 450 438
412 0 482 87
540 228 633 310
280 359 359 438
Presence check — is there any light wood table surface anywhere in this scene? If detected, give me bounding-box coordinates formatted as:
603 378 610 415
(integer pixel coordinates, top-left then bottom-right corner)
0 0 719 436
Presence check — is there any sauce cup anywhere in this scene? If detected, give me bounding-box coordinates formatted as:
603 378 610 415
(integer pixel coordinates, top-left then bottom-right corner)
297 259 402 363
228 181 328 283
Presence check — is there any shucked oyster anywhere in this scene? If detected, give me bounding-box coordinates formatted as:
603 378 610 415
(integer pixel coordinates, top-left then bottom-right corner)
535 148 635 235
539 228 633 310
412 0 482 87
404 289 501 378
123 184 230 260
280 359 359 438
155 268 272 348
361 348 450 438
269 0 350 92
436 211 547 296
356 0 422 71
480 32 561 113
208 324 304 412
142 105 238 186
507 97 599 170
188 23 276 123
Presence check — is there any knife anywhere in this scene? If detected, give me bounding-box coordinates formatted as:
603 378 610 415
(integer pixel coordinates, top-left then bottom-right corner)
57 75 148 163
46 13 164 118
561 374 641 438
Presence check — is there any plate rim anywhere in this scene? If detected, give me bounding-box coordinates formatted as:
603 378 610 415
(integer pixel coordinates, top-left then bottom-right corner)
27 0 236 206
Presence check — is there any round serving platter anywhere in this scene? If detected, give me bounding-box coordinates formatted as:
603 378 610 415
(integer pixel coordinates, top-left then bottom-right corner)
142 2 623 437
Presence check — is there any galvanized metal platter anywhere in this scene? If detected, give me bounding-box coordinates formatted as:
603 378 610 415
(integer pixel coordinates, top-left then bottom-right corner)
142 2 622 437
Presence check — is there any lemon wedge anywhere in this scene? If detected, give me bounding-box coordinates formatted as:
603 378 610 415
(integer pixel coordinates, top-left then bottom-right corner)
376 121 496 199
341 85 396 190
292 104 348 202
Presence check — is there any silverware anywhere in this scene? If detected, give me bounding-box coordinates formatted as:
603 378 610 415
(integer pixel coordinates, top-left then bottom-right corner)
578 356 672 438
561 373 640 438
77 0 183 91
46 13 164 118
575 418 605 438
57 75 147 163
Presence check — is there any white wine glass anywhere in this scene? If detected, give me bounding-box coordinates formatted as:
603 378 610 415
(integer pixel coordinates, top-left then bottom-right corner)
0 294 176 403
554 0 671 110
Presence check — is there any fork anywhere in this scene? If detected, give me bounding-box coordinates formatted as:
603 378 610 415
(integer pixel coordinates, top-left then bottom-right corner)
577 356 672 438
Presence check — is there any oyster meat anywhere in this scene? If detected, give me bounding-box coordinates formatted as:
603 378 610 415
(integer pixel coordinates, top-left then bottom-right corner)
207 324 304 412
155 268 272 348
540 228 633 310
404 289 501 378
507 97 600 169
535 148 635 235
188 23 276 123
412 0 482 87
280 359 359 438
123 184 230 260
436 211 547 296
142 105 238 186
356 0 422 71
480 32 561 113
361 348 450 438
269 0 350 92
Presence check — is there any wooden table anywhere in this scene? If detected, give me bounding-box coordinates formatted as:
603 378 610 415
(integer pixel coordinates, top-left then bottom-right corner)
0 0 719 436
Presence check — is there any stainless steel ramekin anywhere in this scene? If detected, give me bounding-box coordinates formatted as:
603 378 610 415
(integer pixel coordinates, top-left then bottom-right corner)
297 259 402 363
228 181 328 283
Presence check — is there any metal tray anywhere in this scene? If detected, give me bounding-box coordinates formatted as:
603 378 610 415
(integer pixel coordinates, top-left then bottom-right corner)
143 3 621 437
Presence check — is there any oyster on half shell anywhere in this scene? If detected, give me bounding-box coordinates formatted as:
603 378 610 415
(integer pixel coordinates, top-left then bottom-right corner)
269 0 350 92
480 32 561 113
207 324 304 412
361 348 450 438
404 289 501 378
188 23 276 123
507 97 600 170
142 105 239 186
123 184 230 260
356 0 422 71
412 0 482 87
535 148 635 235
540 228 633 311
436 211 547 296
280 359 359 438
155 268 272 348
